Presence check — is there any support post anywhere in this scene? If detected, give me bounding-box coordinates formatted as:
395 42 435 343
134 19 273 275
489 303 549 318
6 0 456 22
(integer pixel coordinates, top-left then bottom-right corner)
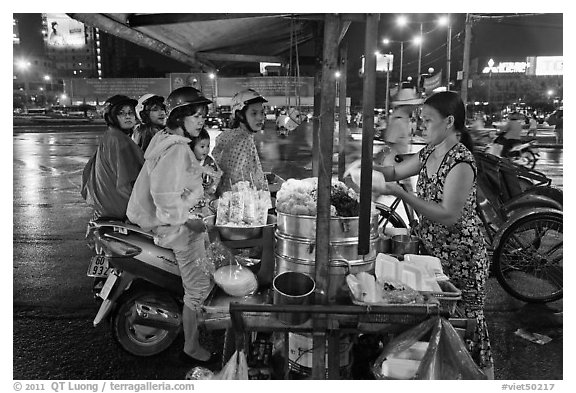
338 42 348 181
312 13 339 380
357 13 379 256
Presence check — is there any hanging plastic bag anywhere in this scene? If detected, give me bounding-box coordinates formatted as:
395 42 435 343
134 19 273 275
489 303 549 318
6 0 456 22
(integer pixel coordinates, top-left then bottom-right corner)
212 350 249 380
372 317 487 380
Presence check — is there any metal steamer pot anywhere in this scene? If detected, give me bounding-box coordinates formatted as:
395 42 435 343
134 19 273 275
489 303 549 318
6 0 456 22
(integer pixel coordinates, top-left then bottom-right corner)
275 254 374 303
275 231 378 262
276 211 379 241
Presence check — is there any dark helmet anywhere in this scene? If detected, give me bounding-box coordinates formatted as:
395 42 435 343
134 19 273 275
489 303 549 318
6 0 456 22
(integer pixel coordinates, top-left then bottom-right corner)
165 87 212 117
136 93 165 123
103 95 137 127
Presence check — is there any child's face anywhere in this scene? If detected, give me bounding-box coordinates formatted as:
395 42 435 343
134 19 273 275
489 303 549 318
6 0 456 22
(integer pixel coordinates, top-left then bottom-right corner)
193 138 210 161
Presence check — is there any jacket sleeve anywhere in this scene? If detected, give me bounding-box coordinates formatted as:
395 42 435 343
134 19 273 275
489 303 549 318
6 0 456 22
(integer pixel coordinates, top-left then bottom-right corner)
114 138 144 200
148 145 203 226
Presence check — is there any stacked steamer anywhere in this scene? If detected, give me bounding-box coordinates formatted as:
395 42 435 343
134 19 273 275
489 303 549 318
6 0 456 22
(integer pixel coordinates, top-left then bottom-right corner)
274 178 379 303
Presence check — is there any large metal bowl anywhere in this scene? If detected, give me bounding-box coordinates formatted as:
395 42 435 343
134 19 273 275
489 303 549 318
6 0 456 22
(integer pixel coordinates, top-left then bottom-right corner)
204 215 276 241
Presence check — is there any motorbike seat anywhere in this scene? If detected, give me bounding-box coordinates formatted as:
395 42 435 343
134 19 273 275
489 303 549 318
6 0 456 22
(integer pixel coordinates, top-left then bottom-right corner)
90 218 155 239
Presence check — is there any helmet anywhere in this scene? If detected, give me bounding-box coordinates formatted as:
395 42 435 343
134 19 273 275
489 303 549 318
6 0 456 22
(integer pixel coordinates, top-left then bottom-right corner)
231 89 268 120
136 93 165 122
103 95 137 126
165 87 212 115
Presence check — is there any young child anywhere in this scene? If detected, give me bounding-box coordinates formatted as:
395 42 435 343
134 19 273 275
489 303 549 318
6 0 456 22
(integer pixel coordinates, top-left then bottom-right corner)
190 128 221 212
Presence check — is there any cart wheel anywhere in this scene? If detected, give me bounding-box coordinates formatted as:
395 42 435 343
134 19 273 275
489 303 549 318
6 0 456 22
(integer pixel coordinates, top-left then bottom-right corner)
492 210 562 303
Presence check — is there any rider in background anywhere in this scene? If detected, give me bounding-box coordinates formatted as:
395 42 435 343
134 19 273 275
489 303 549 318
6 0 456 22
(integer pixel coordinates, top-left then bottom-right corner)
212 88 268 195
81 95 144 220
132 94 167 153
497 112 523 156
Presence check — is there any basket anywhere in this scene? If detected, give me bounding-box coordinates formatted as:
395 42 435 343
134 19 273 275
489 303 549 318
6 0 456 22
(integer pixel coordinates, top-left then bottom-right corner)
351 295 441 325
423 280 461 315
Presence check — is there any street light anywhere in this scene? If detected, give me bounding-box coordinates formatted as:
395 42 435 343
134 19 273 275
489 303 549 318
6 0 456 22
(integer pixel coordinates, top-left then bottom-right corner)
382 38 405 86
208 72 217 109
414 28 423 91
487 58 495 112
438 14 452 88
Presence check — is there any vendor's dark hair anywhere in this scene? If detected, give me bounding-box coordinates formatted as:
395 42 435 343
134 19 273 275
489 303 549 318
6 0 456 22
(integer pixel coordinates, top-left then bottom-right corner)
166 103 208 130
425 91 475 152
424 91 466 132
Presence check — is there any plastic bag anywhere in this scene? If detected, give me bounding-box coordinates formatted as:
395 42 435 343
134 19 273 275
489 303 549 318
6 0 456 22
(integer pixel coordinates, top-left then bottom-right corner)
372 317 487 380
212 350 249 380
185 366 214 380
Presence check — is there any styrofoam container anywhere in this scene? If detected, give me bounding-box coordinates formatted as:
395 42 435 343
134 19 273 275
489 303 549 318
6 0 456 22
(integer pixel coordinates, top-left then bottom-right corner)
390 341 429 361
400 263 423 290
404 254 446 280
375 253 400 280
380 358 420 379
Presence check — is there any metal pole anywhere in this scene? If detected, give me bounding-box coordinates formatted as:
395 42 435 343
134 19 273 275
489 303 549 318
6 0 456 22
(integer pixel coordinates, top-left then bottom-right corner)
338 43 348 181
385 63 390 116
399 41 404 87
358 13 379 256
447 17 452 89
461 14 472 105
417 23 422 92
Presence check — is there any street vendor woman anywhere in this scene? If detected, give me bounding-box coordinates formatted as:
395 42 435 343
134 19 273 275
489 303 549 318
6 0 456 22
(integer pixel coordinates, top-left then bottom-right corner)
371 91 494 378
211 88 268 195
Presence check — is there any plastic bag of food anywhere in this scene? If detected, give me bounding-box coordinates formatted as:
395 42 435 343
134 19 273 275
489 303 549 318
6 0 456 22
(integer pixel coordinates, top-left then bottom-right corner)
213 263 258 297
212 350 249 380
185 366 214 380
372 317 487 380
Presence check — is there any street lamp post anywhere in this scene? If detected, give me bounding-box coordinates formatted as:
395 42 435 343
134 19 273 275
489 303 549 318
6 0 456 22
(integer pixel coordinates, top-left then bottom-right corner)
488 58 494 112
438 14 452 89
382 38 405 87
416 23 423 92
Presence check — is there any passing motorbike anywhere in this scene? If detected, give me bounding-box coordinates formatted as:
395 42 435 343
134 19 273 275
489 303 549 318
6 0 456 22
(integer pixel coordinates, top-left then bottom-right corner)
486 132 540 170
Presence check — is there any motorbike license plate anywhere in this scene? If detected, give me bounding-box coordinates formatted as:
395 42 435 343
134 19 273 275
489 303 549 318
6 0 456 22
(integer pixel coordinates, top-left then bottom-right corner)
87 255 111 278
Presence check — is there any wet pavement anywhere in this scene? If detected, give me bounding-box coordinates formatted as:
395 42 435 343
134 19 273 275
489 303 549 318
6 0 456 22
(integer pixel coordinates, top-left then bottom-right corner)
11 121 563 380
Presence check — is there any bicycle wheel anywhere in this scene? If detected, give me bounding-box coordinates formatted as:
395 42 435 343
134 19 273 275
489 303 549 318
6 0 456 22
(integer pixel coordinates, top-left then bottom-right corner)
492 211 562 303
375 204 408 232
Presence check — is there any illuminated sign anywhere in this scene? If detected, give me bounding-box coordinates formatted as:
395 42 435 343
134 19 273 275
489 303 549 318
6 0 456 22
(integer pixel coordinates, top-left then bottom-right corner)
44 13 86 49
482 62 528 74
529 56 563 76
482 57 563 76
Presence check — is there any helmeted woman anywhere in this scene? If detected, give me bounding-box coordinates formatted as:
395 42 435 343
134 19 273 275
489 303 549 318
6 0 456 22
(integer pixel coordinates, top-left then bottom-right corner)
132 93 167 152
211 88 268 195
127 87 220 365
82 94 144 220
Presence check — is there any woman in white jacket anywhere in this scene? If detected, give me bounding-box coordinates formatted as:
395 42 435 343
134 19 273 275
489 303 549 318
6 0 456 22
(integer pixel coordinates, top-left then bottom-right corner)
127 87 219 365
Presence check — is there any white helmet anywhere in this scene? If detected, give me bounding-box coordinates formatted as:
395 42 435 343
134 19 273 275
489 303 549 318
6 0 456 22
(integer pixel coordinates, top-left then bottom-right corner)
136 93 165 122
231 89 268 120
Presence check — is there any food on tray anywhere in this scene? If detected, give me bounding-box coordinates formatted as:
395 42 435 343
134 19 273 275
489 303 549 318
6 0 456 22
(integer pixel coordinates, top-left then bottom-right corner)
213 264 258 297
346 271 425 305
216 181 271 227
276 177 372 217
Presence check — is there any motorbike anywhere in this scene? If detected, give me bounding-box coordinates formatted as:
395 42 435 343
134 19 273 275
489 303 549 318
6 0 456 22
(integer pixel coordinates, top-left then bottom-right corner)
85 177 282 357
86 218 187 356
486 132 540 170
